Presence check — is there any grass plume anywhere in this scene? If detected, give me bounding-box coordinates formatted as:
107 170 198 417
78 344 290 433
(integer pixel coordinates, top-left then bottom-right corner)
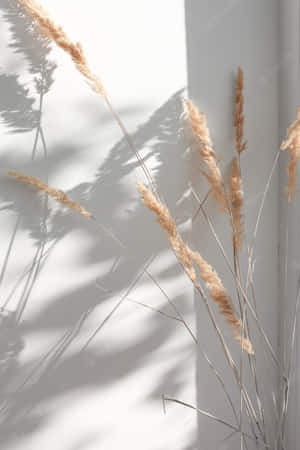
17 0 158 195
137 181 253 354
8 170 92 219
234 67 247 154
18 0 105 97
230 157 244 252
184 99 228 211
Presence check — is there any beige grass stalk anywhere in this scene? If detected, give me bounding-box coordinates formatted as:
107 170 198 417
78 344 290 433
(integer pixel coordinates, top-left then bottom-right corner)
281 107 300 202
184 99 228 211
18 0 105 96
233 67 247 444
8 171 92 218
137 181 253 354
235 67 247 155
8 171 125 248
234 69 267 444
230 157 244 252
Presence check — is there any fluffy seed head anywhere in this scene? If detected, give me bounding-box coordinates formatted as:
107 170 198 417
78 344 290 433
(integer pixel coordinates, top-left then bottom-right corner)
138 182 253 354
234 67 247 154
8 170 92 219
229 157 244 252
18 0 105 96
184 99 228 212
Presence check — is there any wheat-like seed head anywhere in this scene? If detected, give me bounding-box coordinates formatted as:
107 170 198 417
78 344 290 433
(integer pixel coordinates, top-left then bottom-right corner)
18 0 105 96
184 99 228 212
229 157 244 252
281 108 300 202
138 182 253 354
234 67 247 154
188 249 253 354
8 171 92 219
137 182 197 281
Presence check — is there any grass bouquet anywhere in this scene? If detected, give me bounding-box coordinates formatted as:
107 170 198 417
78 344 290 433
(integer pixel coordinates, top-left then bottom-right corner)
4 1 300 448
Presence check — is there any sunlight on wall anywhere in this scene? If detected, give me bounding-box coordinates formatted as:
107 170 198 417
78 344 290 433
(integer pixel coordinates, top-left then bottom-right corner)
0 1 197 450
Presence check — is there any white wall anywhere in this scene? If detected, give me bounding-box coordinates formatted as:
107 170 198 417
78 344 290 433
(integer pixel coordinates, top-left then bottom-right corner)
186 1 280 448
0 1 197 450
279 1 300 448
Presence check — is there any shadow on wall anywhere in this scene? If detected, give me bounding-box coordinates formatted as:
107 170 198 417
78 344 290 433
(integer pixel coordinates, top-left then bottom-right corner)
0 4 199 449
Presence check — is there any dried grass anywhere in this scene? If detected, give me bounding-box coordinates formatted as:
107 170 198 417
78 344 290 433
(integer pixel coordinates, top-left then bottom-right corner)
8 6 291 444
18 0 156 194
8 170 92 219
18 0 105 97
184 99 228 211
235 67 247 154
137 181 253 354
230 157 244 252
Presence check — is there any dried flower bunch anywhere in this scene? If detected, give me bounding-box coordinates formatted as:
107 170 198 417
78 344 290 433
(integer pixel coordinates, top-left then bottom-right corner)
8 170 92 219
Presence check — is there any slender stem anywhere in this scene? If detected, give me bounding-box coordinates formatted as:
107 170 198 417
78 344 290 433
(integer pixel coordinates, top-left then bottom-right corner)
0 87 45 309
144 269 239 425
189 189 270 444
164 397 268 446
2 239 57 308
200 202 281 372
144 269 197 343
79 255 156 352
277 274 300 447
104 96 159 200
90 217 125 249
0 216 21 290
126 297 181 322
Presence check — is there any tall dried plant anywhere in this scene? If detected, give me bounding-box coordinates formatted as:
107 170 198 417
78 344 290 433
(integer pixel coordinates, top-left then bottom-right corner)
184 99 228 211
8 170 93 219
234 67 247 155
18 0 156 195
230 157 244 252
137 182 253 355
18 0 105 97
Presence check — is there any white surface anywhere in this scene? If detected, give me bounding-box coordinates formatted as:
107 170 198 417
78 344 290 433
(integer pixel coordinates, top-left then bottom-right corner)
0 1 196 450
279 1 300 448
186 1 280 448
